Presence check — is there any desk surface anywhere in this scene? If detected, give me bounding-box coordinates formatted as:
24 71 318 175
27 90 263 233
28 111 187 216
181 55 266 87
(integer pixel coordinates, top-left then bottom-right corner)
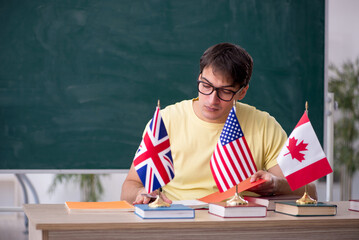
24 201 359 240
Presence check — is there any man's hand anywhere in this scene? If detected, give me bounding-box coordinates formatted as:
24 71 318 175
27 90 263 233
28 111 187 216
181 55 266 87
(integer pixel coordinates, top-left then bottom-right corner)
247 165 317 199
121 163 173 204
249 170 278 196
133 188 172 205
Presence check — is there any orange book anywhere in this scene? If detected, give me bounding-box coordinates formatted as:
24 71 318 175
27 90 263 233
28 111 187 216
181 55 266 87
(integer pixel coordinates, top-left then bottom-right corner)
198 178 266 203
65 201 135 213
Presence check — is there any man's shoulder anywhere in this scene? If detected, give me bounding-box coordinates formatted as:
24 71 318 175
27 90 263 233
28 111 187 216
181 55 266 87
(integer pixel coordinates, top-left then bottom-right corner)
237 102 285 134
161 99 193 115
160 99 194 130
237 102 270 119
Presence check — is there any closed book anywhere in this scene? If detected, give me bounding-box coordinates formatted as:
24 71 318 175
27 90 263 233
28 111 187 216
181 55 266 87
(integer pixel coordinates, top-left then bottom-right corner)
65 201 135 213
208 202 267 218
275 202 337 216
244 195 299 211
349 199 359 212
134 204 195 219
172 199 209 209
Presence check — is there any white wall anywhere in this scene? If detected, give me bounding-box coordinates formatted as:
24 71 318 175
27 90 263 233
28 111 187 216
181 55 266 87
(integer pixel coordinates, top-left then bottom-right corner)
327 0 359 200
0 173 127 209
26 173 127 203
328 0 359 66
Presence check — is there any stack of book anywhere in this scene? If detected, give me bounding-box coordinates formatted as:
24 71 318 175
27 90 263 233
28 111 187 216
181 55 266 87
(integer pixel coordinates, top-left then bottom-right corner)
134 204 195 219
349 199 359 212
274 202 337 217
208 202 267 218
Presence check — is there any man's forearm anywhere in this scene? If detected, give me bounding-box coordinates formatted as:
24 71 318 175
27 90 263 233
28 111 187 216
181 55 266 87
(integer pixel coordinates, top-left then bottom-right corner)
120 180 144 203
276 177 317 199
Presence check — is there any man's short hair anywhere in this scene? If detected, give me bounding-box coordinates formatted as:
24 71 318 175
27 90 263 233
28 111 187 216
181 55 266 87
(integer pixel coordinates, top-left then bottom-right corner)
199 42 253 87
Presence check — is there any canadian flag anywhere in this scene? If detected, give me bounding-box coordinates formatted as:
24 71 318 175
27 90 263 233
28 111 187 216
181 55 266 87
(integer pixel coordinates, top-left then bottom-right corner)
277 111 333 191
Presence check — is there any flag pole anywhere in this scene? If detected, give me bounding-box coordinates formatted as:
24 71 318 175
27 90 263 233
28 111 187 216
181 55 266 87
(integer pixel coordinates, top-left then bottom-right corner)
296 101 317 205
148 100 171 208
226 100 248 206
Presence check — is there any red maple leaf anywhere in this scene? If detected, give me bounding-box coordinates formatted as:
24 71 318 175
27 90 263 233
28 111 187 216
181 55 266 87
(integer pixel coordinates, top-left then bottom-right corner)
283 137 308 162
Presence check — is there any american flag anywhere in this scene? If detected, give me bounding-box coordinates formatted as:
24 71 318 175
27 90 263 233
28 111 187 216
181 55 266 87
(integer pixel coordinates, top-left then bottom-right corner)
133 106 174 193
210 107 257 192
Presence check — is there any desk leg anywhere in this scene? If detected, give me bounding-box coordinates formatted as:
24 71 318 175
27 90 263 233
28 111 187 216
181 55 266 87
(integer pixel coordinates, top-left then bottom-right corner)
28 221 45 240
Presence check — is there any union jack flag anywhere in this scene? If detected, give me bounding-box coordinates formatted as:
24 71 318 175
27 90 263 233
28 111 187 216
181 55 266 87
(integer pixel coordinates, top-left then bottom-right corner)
133 106 174 193
210 106 257 192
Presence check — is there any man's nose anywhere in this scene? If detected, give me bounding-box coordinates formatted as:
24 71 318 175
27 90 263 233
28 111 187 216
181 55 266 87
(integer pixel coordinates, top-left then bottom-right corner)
208 89 221 103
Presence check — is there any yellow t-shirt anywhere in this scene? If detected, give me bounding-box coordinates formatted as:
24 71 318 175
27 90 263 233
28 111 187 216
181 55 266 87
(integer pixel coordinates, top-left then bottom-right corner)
156 99 287 201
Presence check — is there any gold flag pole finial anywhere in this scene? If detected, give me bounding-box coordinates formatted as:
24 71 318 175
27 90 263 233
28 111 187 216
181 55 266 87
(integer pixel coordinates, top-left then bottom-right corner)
296 101 317 205
232 99 237 114
305 101 308 113
157 99 160 109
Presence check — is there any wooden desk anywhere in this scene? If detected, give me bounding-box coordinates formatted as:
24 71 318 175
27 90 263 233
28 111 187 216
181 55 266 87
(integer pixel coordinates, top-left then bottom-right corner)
24 202 359 240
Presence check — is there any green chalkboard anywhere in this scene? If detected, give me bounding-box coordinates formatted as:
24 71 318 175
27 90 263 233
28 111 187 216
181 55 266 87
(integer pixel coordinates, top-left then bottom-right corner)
0 0 325 170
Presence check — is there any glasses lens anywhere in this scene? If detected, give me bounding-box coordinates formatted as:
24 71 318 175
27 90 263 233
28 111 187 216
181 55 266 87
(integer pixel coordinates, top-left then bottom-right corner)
198 81 237 102
217 89 235 101
198 81 213 94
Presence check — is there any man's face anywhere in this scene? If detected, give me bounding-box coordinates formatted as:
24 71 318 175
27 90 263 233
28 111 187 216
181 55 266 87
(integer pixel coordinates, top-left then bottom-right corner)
193 66 248 123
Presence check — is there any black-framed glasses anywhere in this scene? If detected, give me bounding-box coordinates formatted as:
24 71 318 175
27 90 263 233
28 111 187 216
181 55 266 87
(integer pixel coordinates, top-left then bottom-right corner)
197 80 244 102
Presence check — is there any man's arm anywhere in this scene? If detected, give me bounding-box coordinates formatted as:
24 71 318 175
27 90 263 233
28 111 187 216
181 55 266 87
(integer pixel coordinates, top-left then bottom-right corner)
120 163 172 204
249 164 317 199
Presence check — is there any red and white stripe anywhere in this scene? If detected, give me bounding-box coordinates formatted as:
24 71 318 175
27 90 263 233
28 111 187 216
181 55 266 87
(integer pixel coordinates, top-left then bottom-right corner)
210 135 257 192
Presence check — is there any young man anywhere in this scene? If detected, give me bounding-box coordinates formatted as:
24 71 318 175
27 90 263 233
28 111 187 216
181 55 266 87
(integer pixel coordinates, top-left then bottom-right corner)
121 43 317 204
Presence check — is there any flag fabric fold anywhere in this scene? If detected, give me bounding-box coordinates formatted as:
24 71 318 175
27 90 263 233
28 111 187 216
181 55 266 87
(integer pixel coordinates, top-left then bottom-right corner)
133 106 174 193
210 106 257 193
277 111 333 191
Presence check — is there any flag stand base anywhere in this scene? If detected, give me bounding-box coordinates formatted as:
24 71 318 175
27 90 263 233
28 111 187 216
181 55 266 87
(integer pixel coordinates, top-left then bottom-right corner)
296 191 317 205
149 195 171 208
226 192 248 206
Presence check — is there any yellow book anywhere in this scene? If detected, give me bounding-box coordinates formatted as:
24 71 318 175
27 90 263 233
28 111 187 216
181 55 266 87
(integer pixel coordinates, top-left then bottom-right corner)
65 201 135 213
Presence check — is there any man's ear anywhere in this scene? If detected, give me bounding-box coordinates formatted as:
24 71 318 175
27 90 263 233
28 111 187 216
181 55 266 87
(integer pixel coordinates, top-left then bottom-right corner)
236 85 249 101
